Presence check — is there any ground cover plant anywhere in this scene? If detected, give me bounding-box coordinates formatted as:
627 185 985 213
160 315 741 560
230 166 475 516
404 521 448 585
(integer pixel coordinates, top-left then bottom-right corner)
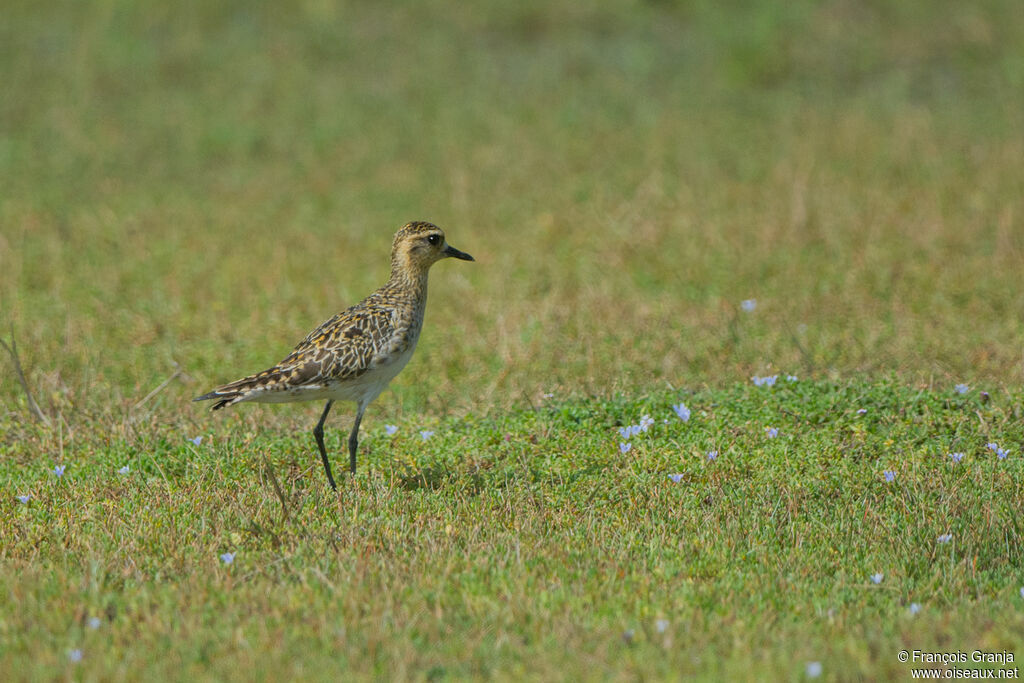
3 0 1024 679
3 381 1024 679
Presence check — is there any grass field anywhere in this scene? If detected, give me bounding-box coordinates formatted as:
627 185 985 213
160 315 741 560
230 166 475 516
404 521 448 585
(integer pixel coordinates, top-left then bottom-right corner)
3 0 1024 679
3 382 1023 680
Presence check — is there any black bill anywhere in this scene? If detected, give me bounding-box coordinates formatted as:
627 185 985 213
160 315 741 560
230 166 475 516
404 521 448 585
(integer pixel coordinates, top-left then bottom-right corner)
443 244 475 261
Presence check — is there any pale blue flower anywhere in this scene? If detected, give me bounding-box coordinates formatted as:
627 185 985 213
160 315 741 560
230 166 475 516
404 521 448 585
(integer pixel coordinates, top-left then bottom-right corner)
988 442 1010 459
68 649 83 663
87 617 101 630
751 375 778 387
190 436 203 446
937 534 952 544
420 430 434 441
118 465 130 475
619 442 632 454
883 471 895 483
385 424 398 436
619 424 644 438
655 619 669 633
16 495 31 504
672 403 691 422
955 383 969 394
707 450 718 461
870 573 884 584
639 415 654 431
949 452 964 463
806 661 822 678
542 392 554 399
857 408 867 415
53 465 65 477
909 603 922 615
765 426 779 438
741 299 757 312
220 552 235 565
786 375 798 382
1020 587 1024 599
668 474 684 483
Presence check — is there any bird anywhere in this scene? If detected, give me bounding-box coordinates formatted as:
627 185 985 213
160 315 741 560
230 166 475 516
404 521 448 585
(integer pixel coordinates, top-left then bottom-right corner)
194 221 474 490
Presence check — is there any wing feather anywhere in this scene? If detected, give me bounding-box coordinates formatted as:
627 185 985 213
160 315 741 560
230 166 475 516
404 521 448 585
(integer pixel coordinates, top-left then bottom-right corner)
194 304 400 409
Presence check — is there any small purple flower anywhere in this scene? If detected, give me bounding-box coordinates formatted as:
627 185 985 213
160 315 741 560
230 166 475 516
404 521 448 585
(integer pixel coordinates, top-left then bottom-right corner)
16 495 31 504
988 442 1010 459
937 534 952 544
620 424 644 438
883 470 895 483
220 552 235 565
87 617 101 630
420 430 434 441
751 375 778 387
619 442 632 454
1020 586 1024 599
955 383 969 394
870 573 884 584
806 661 822 678
639 415 654 431
857 408 867 415
384 424 398 436
118 465 130 475
707 450 718 461
542 392 554 399
786 375 798 382
622 629 635 644
668 473 684 483
672 403 691 422
190 436 203 446
68 649 83 663
741 299 757 312
909 602 922 615
765 426 779 438
949 452 965 463
53 465 65 477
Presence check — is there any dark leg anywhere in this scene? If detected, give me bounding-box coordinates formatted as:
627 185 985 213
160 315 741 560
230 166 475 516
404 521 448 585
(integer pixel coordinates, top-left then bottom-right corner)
347 406 364 475
313 400 337 490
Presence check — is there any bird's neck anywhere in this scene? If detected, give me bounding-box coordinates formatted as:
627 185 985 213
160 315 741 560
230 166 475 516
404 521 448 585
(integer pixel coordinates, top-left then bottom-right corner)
386 266 430 301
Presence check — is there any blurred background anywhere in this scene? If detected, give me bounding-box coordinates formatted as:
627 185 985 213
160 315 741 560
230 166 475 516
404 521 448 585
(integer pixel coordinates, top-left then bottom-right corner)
2 0 1023 424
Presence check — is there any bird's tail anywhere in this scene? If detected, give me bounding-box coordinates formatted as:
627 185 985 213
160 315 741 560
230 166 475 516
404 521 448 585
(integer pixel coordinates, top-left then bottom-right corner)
194 373 269 410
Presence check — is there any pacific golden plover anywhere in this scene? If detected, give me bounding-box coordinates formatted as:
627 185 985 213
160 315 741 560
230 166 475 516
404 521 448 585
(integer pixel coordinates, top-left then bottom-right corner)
194 221 474 490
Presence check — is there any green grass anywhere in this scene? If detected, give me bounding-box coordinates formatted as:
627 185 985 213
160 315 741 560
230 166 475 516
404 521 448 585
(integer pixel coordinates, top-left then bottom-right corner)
3 380 1023 679
3 0 1024 679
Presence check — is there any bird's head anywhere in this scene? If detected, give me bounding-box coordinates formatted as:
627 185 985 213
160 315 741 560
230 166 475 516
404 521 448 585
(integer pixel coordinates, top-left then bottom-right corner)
390 221 474 275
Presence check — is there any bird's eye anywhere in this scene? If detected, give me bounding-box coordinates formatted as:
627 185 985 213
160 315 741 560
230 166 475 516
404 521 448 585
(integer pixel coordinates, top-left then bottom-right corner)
427 234 440 246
